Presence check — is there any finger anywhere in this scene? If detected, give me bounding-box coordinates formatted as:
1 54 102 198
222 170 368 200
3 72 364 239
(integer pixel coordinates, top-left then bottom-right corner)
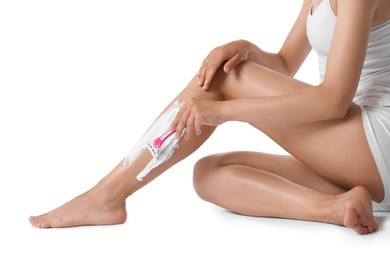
224 52 242 73
198 50 216 88
183 100 196 138
175 107 191 139
197 61 207 87
203 62 220 90
203 50 225 90
170 110 182 131
194 113 202 136
184 113 196 140
204 51 236 89
175 120 186 140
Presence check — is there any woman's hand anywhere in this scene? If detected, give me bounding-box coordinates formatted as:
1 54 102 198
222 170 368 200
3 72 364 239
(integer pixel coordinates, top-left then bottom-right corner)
170 99 226 139
198 40 249 90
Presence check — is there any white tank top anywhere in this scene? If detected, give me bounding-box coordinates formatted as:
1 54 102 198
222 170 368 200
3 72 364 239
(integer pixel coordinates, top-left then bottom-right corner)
306 0 390 107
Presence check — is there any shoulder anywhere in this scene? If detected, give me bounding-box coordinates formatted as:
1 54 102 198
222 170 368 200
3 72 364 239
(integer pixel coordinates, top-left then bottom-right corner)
336 0 381 6
335 0 381 24
336 0 381 12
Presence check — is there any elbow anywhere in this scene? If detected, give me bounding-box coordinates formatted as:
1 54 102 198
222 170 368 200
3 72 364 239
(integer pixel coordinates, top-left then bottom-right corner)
324 94 352 121
314 82 353 120
328 104 350 120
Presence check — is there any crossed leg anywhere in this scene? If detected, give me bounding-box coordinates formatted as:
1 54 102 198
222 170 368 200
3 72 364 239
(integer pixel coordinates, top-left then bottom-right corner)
29 61 382 233
194 61 382 234
193 152 376 234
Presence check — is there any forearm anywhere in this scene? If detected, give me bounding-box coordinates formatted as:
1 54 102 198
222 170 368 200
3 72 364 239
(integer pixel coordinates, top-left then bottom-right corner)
238 39 289 75
221 86 345 125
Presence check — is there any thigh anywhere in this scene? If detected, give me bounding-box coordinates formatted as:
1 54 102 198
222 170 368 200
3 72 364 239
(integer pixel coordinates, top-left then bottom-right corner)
199 151 346 195
213 61 383 201
254 105 383 201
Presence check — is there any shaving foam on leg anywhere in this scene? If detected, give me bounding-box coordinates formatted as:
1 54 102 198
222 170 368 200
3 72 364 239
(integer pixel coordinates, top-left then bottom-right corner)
123 100 185 181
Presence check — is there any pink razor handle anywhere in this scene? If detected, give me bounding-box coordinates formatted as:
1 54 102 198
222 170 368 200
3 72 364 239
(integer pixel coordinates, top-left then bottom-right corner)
152 130 176 149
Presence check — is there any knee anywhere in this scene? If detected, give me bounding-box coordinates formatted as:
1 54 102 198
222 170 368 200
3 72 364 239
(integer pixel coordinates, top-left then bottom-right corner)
193 154 223 201
208 62 247 100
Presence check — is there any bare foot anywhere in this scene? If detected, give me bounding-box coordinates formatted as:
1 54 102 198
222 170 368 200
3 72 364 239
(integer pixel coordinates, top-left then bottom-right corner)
337 186 378 234
29 189 127 228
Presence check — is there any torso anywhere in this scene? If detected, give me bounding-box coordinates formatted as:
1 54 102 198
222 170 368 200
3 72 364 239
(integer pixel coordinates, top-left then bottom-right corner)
307 0 390 107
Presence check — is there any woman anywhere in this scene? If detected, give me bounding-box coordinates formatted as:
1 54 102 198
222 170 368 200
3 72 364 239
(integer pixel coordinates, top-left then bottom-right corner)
29 0 390 234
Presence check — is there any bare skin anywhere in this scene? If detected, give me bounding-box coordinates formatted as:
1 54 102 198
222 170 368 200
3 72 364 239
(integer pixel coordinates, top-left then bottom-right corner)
30 0 390 234
28 85 380 235
29 65 380 234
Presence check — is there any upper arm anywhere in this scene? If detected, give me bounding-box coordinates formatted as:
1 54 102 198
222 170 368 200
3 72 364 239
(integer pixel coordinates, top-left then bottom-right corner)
278 0 313 76
322 0 379 112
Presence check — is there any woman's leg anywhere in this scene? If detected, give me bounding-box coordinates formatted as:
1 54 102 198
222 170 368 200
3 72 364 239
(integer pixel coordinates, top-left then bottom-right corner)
195 152 348 196
30 61 383 233
29 76 224 228
210 61 383 201
193 152 377 234
190 61 383 234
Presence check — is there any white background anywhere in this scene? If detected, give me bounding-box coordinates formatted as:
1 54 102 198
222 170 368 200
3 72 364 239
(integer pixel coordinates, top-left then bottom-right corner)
0 0 389 259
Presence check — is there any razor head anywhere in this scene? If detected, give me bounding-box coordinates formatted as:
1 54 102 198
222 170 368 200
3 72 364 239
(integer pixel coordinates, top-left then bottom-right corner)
147 130 177 158
147 141 160 157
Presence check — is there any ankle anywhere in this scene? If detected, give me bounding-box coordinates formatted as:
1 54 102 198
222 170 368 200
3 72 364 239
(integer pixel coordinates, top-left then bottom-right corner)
88 185 127 209
315 194 342 225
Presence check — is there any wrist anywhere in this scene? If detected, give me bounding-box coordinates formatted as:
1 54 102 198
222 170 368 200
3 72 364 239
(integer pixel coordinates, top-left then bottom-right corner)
235 39 263 63
235 39 252 52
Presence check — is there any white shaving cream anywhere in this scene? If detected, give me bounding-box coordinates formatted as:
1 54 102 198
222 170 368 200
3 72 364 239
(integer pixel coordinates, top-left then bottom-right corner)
123 100 185 181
